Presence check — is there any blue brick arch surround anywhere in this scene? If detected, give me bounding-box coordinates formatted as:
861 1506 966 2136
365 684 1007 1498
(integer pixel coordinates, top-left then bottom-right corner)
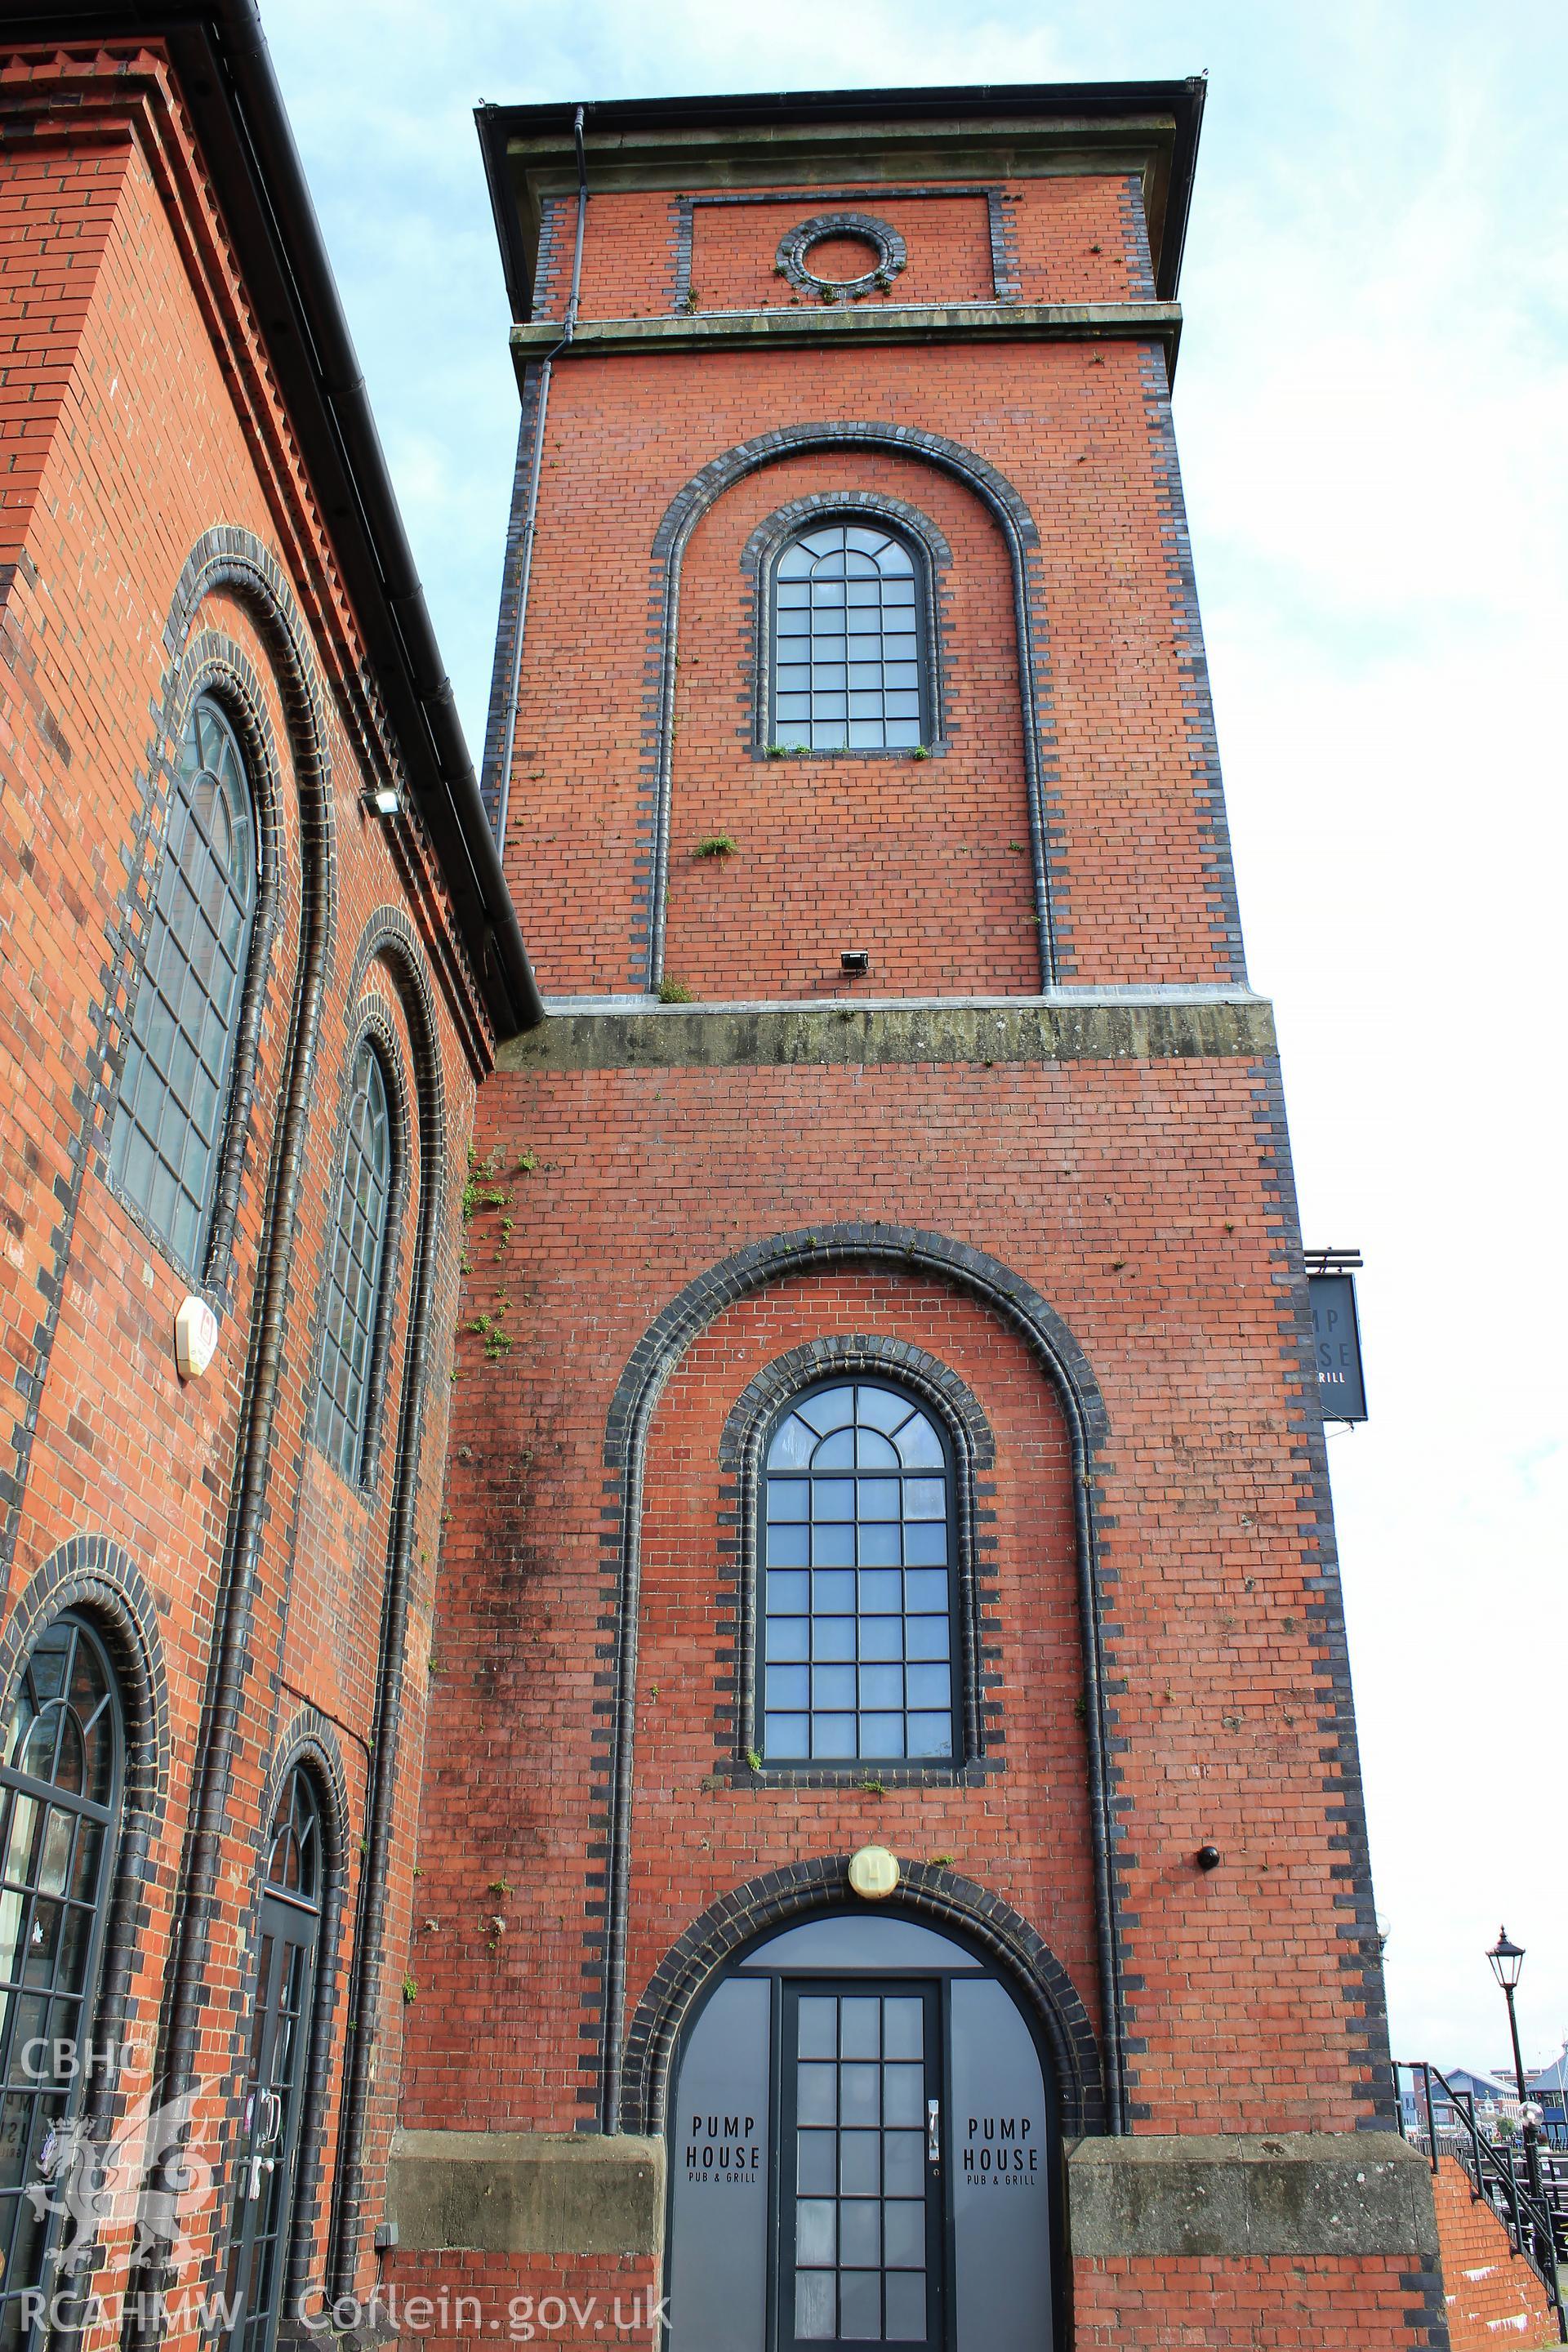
639 424 1066 993
588 1222 1129 2138
621 1858 1105 2139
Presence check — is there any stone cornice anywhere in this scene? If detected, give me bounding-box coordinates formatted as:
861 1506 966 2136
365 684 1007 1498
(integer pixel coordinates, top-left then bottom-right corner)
506 113 1181 193
512 299 1180 368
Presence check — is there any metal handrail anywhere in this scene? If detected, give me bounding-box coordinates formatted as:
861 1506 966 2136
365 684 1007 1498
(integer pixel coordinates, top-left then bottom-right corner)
1397 2060 1568 2342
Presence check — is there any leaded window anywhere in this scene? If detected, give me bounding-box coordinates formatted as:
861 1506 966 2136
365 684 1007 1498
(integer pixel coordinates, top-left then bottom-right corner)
0 1617 123 2351
313 1043 393 1481
771 523 928 751
109 694 257 1273
760 1381 956 1765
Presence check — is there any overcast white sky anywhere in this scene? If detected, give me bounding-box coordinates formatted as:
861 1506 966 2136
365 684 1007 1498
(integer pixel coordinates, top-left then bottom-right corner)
259 0 1568 2081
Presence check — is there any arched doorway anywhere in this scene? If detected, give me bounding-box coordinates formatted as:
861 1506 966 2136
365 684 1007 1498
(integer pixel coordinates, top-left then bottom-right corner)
221 1765 324 2352
0 1614 124 2352
666 1911 1059 2351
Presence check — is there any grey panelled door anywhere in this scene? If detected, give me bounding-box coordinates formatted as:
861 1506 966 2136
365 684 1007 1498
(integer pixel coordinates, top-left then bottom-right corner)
223 1771 322 2352
780 1982 942 2350
666 1912 1056 2352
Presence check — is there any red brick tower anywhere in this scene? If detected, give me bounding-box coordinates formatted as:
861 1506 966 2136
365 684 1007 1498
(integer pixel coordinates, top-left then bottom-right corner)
391 84 1445 2351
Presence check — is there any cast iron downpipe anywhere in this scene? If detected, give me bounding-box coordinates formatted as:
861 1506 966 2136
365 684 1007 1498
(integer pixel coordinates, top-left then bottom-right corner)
494 104 587 859
1069 1425 1127 2132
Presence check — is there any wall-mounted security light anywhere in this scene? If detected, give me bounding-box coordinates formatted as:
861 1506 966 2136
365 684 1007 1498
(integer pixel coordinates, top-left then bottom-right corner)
174 1294 220 1381
848 1845 899 1900
364 784 401 818
840 951 870 974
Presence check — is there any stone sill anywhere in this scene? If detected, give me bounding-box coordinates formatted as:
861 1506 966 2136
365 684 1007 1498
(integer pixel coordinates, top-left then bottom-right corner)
1066 2131 1440 2260
498 993 1277 1073
389 2129 665 2256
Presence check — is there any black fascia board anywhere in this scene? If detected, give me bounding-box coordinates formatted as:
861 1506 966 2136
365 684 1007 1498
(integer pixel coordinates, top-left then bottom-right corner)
477 76 1206 316
2 0 544 1037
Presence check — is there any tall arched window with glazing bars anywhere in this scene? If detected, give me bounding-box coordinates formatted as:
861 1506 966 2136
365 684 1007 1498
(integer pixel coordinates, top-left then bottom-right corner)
760 1380 957 1766
769 520 930 751
109 694 258 1276
313 1041 394 1482
0 1615 124 2349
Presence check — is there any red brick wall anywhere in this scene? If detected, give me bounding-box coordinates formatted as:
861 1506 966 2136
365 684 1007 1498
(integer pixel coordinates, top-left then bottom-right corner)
408 1256 1094 2128
405 105 1414 2350
665 445 1036 999
1006 176 1156 303
628 1271 1088 2019
1074 2254 1444 2347
408 1051 1379 2140
377 2252 663 2349
0 42 481 2331
1431 2154 1557 2349
690 194 995 311
506 334 1228 997
559 174 1152 324
0 132 127 559
550 189 672 322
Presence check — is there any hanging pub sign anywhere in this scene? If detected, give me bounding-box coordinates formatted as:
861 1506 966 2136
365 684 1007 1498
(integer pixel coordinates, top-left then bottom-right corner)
1307 1261 1367 1423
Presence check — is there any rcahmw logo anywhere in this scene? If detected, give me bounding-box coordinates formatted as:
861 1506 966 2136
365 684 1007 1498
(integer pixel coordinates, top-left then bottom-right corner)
20 2038 218 2283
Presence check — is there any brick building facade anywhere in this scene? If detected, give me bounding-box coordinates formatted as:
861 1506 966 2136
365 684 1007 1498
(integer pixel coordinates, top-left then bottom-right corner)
0 18 1465 2352
0 11 537 2352
387 80 1449 2352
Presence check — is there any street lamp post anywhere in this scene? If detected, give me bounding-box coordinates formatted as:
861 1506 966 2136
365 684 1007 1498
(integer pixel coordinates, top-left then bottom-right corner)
1488 1927 1544 2198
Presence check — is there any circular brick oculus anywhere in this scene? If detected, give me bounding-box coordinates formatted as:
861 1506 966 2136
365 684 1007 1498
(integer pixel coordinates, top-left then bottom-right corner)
776 212 907 298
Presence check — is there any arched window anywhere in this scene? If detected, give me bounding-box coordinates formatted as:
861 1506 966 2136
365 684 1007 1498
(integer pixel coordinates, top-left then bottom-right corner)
263 1763 323 1909
0 1615 124 2343
313 1042 394 1482
109 694 258 1274
760 1381 956 1764
771 521 929 751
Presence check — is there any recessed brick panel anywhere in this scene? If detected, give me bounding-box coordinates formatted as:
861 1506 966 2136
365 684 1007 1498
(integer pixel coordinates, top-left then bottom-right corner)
506 339 1239 996
691 194 994 313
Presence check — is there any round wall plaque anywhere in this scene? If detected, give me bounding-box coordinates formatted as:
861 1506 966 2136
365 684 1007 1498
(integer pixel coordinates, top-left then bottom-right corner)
847 1844 900 1901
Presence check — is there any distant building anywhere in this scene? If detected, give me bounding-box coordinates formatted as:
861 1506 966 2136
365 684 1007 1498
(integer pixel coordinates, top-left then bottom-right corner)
1529 2047 1568 2143
1401 2065 1521 2139
1451 2068 1521 2120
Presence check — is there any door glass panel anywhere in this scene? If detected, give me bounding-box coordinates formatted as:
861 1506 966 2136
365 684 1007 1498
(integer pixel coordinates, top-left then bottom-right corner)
783 1984 938 2350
